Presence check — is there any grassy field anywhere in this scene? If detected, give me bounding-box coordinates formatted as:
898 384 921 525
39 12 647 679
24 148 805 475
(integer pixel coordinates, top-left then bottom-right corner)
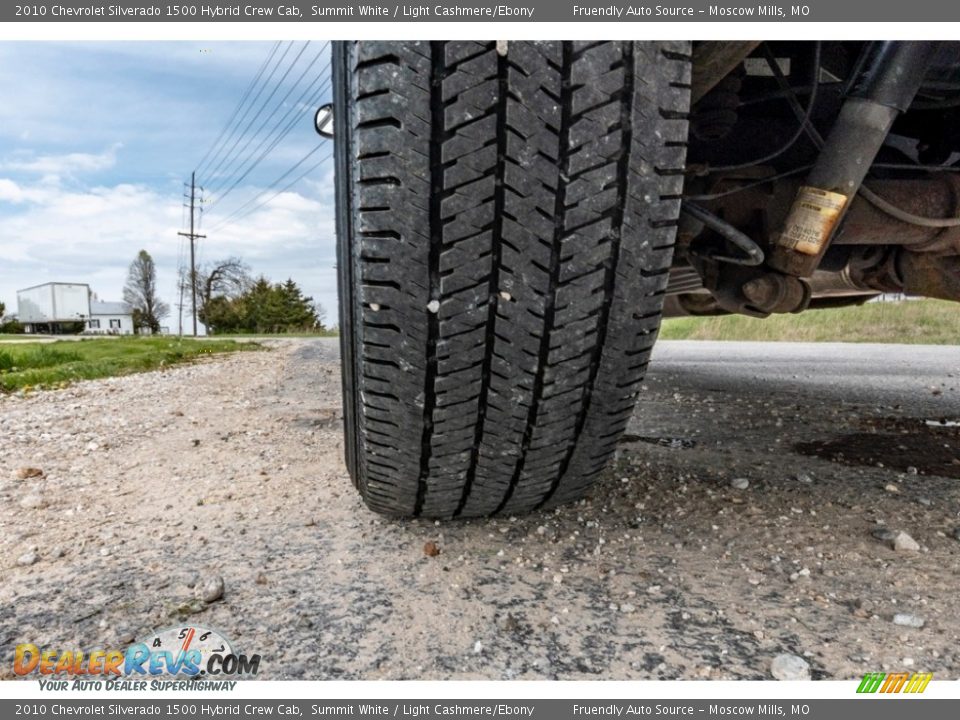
0 337 261 393
660 299 959 344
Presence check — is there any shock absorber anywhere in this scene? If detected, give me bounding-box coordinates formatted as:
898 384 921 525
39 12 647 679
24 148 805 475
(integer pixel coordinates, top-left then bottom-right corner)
768 42 941 278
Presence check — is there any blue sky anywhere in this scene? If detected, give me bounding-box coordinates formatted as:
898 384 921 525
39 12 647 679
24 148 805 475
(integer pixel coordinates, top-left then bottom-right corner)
0 41 336 330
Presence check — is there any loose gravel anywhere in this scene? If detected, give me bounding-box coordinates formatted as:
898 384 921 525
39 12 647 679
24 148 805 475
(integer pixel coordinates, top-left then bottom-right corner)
1 338 959 680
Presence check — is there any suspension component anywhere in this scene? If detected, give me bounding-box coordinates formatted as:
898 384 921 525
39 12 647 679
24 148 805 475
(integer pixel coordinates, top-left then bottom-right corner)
768 42 941 277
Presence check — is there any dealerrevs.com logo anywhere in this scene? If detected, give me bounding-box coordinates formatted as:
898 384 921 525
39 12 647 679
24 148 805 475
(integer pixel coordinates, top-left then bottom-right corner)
14 625 260 690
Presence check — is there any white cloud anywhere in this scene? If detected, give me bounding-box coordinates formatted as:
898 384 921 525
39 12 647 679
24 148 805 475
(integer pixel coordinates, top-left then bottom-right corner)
1 144 120 176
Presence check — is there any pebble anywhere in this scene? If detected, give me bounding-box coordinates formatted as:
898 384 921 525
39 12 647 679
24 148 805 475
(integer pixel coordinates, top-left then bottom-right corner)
730 478 750 490
872 529 920 552
953 528 960 542
16 467 44 480
795 473 813 484
770 653 811 681
906 466 919 475
620 603 637 614
17 551 38 567
426 300 440 314
892 613 925 628
473 640 483 654
499 291 512 302
200 575 225 603
892 531 920 553
884 483 899 493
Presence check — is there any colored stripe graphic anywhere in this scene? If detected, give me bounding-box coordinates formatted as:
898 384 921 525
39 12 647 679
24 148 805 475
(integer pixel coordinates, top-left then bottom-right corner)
857 672 932 694
857 672 886 693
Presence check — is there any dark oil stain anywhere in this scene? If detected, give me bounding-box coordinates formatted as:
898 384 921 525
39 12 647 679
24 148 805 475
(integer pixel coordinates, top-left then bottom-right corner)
794 417 960 479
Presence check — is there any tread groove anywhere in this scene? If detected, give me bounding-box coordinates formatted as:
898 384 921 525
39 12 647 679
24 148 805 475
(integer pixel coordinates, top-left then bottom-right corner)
493 42 573 516
536 41 634 510
454 46 508 518
414 41 445 518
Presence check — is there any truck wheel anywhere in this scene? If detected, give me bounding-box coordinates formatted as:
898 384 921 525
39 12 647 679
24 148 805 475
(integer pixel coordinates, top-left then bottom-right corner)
334 41 691 518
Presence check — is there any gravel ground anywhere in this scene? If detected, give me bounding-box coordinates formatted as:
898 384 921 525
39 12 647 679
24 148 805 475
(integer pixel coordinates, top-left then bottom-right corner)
1 338 959 681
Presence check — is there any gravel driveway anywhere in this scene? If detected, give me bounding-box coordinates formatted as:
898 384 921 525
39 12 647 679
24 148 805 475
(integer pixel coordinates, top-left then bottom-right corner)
1 338 958 680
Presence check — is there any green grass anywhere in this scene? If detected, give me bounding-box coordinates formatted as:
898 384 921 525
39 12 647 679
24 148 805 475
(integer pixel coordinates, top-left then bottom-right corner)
660 299 960 345
213 329 339 339
0 337 261 393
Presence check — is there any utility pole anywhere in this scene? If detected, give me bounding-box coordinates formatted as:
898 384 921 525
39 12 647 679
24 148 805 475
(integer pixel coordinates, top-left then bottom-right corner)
176 266 185 337
178 171 206 337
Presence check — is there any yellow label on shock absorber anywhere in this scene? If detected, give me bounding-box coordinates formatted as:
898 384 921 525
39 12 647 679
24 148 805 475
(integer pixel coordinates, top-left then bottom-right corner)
778 186 849 256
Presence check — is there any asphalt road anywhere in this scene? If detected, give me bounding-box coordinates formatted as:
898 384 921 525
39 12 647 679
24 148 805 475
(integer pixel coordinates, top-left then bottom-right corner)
2 338 958 681
651 340 960 411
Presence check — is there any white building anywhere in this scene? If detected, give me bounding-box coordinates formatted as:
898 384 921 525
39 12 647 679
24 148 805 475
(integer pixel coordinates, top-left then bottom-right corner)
17 282 91 333
87 301 134 335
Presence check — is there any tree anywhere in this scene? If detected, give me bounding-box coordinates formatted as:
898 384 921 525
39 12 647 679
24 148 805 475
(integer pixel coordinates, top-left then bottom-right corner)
276 279 319 331
123 250 169 334
0 301 5 318
196 275 320 334
195 257 251 327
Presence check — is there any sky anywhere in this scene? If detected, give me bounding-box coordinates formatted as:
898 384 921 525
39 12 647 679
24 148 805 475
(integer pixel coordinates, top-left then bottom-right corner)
0 41 336 331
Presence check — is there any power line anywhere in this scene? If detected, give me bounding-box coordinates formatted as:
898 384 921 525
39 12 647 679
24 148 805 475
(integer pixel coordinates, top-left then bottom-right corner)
204 69 333 214
203 41 321 198
203 45 331 208
199 40 297 186
195 41 282 177
208 145 332 233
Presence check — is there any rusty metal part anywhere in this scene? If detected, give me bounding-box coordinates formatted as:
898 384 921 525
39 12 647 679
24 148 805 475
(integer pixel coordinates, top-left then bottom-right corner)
691 42 761 105
741 273 812 314
662 294 722 318
661 290 877 318
702 173 960 255
768 42 940 277
808 246 960 301
835 175 960 254
897 252 960 301
806 267 876 297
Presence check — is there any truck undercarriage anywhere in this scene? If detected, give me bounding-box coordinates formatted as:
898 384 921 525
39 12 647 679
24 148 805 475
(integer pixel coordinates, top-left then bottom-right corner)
668 40 960 318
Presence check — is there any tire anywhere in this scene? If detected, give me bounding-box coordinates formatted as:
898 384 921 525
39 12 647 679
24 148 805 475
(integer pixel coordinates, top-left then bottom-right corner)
334 41 691 518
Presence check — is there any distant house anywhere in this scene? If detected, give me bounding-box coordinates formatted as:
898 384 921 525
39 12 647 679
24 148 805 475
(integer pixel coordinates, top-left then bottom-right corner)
87 301 134 335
